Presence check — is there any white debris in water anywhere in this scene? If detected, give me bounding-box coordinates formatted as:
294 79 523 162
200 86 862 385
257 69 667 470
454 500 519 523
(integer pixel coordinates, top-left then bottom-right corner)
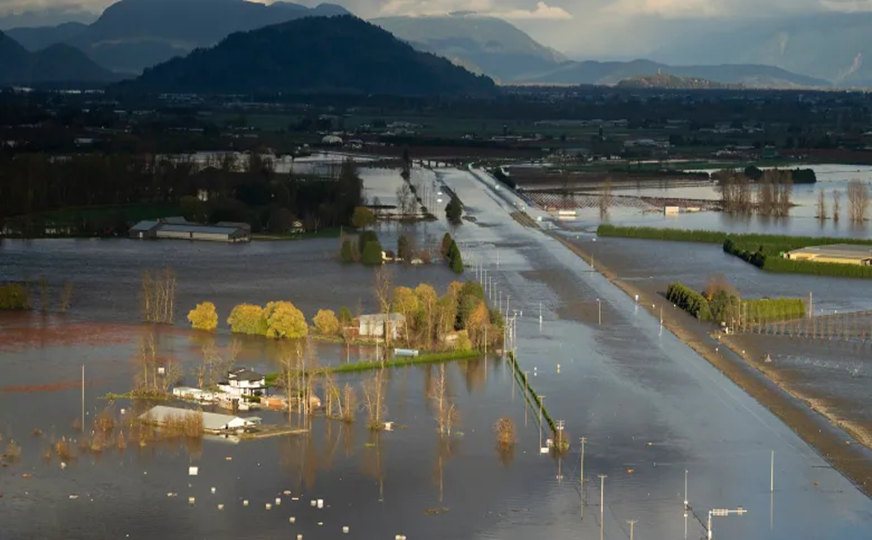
289 517 296 523
343 526 349 534
188 497 195 505
292 497 299 501
217 504 224 510
297 535 303 540
283 490 292 495
318 522 323 526
310 500 317 507
265 503 272 510
188 467 198 476
211 487 216 494
243 500 249 507
276 498 282 505
69 495 79 499
60 462 67 470
317 499 324 508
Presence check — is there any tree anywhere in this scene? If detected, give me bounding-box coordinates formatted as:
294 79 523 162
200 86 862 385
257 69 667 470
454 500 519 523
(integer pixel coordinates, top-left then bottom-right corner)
833 190 842 222
187 301 218 331
415 284 438 348
816 190 827 220
361 240 384 266
847 179 870 223
227 304 267 335
440 233 453 257
396 183 414 219
340 239 355 263
264 301 308 339
351 206 376 229
446 196 463 225
397 234 414 262
313 309 340 336
362 371 387 430
466 301 490 349
448 241 464 274
338 306 353 326
392 286 419 344
598 178 613 220
373 267 394 353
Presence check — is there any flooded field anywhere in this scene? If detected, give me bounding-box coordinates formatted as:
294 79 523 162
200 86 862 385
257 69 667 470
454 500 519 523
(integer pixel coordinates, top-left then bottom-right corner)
3 166 872 539
553 164 872 238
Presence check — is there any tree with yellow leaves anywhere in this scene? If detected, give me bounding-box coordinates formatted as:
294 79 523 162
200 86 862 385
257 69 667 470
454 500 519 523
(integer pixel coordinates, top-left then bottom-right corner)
392 286 419 344
227 304 267 335
415 283 438 348
313 309 340 336
466 300 490 349
187 301 218 331
265 301 308 339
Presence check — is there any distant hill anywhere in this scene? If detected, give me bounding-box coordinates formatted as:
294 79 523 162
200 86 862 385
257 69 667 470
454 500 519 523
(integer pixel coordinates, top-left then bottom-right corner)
6 0 351 74
6 22 88 51
372 14 566 82
116 16 495 96
651 12 872 87
521 59 829 88
616 73 735 89
0 30 117 86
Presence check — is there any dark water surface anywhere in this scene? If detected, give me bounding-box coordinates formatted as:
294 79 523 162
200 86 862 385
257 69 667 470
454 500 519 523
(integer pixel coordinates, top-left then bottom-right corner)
3 168 872 539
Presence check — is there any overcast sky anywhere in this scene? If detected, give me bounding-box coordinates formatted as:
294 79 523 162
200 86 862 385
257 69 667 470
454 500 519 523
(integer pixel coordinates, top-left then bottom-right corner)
2 0 872 56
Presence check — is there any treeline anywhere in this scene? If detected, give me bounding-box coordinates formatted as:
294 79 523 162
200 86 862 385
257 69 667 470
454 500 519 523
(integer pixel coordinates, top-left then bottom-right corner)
185 279 503 353
599 225 872 279
667 281 805 325
0 152 362 237
0 281 74 312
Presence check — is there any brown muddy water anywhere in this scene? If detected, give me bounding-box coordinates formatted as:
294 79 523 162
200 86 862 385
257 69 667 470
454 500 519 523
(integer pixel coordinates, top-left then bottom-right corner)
4 167 872 540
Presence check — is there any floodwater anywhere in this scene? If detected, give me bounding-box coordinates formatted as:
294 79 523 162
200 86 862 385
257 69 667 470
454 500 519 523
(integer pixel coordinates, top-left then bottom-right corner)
3 167 872 539
561 164 872 238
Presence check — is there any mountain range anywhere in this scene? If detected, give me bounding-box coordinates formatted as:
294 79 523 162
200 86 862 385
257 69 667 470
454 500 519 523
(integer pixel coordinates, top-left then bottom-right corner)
373 15 567 83
0 30 117 86
651 12 872 87
7 0 350 74
116 15 495 96
1 1 864 90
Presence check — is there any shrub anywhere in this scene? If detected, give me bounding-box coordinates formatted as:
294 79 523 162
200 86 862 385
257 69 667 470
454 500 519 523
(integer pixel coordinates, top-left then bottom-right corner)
361 240 384 266
264 301 308 339
338 306 353 325
446 196 463 225
448 241 464 274
358 230 379 254
398 234 413 262
0 284 29 310
313 309 340 336
227 304 268 335
453 331 473 351
340 239 354 263
494 417 516 446
187 301 218 331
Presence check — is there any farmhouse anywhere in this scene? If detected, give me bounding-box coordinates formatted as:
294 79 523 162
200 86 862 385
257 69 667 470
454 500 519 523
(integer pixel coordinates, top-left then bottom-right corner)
783 244 872 266
217 368 267 398
358 313 406 340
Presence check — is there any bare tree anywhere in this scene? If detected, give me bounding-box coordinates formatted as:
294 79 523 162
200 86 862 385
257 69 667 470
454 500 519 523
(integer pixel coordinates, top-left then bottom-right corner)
847 179 870 223
833 190 842 222
598 178 613 220
373 267 394 356
815 190 827 220
428 364 459 436
361 370 387 430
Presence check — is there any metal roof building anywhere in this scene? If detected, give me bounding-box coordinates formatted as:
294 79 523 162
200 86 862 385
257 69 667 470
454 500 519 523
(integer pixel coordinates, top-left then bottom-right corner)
784 244 872 266
140 405 262 432
129 218 250 243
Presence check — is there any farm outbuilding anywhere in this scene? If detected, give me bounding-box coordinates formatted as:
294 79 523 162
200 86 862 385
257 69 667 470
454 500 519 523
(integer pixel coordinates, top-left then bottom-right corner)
783 244 872 266
140 405 262 433
129 217 250 243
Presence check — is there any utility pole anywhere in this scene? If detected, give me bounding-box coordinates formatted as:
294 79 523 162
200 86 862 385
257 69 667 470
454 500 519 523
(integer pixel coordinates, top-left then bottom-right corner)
770 450 775 493
627 520 637 540
81 364 85 433
538 395 546 450
599 474 607 528
684 469 689 509
580 436 587 519
539 302 543 329
809 292 813 319
597 299 602 325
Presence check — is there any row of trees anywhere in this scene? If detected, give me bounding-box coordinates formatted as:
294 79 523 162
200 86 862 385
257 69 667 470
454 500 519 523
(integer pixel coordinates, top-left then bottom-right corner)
716 169 793 216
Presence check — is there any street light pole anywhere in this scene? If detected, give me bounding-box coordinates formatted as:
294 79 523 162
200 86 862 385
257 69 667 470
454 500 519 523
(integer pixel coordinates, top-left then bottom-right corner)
627 520 637 540
580 437 587 519
684 469 688 508
707 507 747 540
596 299 602 325
538 395 546 449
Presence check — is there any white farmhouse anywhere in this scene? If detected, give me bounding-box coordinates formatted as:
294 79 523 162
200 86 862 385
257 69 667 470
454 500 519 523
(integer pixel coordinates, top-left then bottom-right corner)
217 368 267 398
358 313 405 341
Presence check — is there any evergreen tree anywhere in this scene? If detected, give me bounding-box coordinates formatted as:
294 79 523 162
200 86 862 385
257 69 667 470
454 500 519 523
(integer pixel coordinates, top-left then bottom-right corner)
340 239 354 263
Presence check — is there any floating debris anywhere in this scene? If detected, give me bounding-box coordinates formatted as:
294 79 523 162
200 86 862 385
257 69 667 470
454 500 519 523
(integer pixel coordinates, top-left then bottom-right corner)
243 500 249 507
289 517 296 523
60 462 67 470
292 497 299 501
265 503 272 510
167 493 177 498
69 495 79 499
343 526 349 533
318 522 323 526
225 457 232 461
297 535 303 540
317 499 324 508
22 474 31 478
188 497 196 505
627 469 634 474
310 500 317 507
424 507 450 515
217 504 224 510
188 467 198 476
275 498 282 506
283 490 292 496
211 487 216 494
384 422 394 431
